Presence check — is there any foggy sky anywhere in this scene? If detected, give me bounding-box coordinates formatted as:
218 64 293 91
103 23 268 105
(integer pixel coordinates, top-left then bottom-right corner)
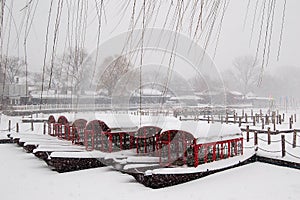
2 0 300 76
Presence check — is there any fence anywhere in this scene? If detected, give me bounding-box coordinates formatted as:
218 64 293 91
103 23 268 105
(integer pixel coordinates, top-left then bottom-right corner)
244 128 300 161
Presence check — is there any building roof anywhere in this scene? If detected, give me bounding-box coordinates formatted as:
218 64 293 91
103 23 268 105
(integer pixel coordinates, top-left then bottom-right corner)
160 121 242 143
132 88 164 97
170 95 203 100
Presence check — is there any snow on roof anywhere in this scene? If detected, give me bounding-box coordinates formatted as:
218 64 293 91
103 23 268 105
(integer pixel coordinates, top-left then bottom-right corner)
49 112 180 130
160 121 242 143
142 88 162 96
131 88 163 96
246 96 273 100
95 113 138 129
199 90 220 96
170 95 203 100
48 113 241 142
50 113 96 123
197 88 243 97
228 90 243 96
245 92 273 100
95 113 180 130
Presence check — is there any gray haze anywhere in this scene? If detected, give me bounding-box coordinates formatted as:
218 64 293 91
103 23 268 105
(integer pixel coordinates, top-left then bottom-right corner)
2 0 300 99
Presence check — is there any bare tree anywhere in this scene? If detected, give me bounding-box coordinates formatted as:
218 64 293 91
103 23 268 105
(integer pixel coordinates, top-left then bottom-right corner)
0 65 4 100
0 55 25 84
189 75 211 93
46 64 65 93
97 55 133 96
58 48 93 95
0 64 4 83
232 55 259 95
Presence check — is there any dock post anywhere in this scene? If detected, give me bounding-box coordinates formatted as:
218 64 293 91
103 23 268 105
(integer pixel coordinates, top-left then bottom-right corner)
43 122 46 135
279 114 282 124
281 135 286 157
8 120 11 132
246 125 249 142
254 131 258 146
31 121 34 131
16 123 19 133
259 109 262 118
267 127 271 145
293 130 297 148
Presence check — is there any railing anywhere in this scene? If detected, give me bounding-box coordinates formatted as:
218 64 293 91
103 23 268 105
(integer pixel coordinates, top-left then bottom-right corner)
10 104 109 111
9 103 179 111
243 129 300 161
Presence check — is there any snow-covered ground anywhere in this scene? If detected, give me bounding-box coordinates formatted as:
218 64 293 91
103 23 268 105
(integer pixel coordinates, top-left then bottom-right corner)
1 110 300 199
0 144 300 200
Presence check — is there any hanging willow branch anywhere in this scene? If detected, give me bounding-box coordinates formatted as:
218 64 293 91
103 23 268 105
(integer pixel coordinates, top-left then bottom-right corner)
48 0 63 90
213 0 229 59
23 0 39 98
0 0 292 106
40 0 53 107
90 0 103 87
277 0 287 61
249 0 259 47
243 0 251 30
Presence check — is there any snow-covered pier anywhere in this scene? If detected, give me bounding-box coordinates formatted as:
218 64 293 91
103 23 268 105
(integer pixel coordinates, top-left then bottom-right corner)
1 110 300 188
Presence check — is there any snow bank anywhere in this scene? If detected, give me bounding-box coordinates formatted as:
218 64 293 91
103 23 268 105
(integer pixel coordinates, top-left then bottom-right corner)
1 144 300 200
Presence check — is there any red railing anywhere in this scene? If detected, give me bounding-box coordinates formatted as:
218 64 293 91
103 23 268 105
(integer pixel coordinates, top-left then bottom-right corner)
84 129 136 152
193 137 243 167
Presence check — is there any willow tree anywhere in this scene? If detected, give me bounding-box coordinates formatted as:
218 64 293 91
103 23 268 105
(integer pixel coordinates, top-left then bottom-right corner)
97 55 133 96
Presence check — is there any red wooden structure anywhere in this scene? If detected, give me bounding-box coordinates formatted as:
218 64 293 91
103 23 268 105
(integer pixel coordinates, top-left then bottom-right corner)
71 119 87 144
84 120 136 152
192 137 243 167
159 130 194 166
135 126 162 155
48 115 56 136
55 116 70 140
158 123 243 167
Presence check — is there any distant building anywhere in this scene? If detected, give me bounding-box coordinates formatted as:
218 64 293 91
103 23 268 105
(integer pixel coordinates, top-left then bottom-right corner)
168 95 203 106
245 92 274 107
195 88 243 105
130 88 171 104
0 76 28 105
1 83 28 105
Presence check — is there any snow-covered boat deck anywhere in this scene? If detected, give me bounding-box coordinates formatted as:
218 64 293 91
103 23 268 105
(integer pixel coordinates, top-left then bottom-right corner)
2 143 300 199
145 150 255 175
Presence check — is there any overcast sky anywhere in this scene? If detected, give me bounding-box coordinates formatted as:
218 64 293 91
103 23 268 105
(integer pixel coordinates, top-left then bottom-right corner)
2 0 300 75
